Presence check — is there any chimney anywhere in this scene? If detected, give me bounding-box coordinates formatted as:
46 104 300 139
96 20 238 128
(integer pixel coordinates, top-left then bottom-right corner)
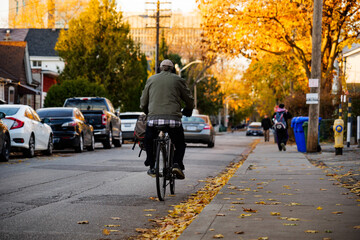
3 30 12 41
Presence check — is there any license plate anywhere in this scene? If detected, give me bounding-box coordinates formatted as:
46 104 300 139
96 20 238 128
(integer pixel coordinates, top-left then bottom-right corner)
253 133 257 135
187 126 197 131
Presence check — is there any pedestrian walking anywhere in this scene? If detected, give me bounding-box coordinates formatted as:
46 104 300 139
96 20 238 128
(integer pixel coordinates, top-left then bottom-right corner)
261 114 272 142
272 103 292 151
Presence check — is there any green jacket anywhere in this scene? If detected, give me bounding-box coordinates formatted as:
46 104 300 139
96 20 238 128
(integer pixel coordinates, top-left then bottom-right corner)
140 71 194 121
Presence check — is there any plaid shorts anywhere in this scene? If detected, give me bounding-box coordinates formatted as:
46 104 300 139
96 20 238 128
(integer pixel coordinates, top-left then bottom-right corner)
147 119 182 128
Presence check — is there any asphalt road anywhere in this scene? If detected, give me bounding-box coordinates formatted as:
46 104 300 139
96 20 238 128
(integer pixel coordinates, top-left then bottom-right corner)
0 132 256 240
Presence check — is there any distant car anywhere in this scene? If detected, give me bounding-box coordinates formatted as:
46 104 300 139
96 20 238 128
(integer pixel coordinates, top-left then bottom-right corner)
182 114 215 148
0 105 53 158
37 107 95 152
246 122 264 136
0 112 11 162
119 112 144 143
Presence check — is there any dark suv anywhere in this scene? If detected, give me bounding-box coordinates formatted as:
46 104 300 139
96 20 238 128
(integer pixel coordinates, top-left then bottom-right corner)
63 97 122 149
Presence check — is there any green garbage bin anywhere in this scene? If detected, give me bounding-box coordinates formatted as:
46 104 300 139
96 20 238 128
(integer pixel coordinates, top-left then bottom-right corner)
302 121 308 149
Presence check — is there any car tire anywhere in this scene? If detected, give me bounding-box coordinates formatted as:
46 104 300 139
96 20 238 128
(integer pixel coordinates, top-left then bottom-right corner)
0 134 10 162
75 135 84 153
44 135 53 156
87 134 95 151
208 141 215 148
24 134 35 158
113 131 122 148
103 130 112 149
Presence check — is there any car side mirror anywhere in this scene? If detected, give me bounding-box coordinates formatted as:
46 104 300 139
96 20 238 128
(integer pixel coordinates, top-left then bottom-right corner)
0 112 6 119
42 118 50 124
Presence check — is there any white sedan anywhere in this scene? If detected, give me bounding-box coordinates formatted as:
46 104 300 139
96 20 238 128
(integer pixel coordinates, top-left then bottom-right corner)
0 105 53 158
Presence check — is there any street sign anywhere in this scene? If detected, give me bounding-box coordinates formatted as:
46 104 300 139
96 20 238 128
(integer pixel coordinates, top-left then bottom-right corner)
309 78 319 88
306 93 319 104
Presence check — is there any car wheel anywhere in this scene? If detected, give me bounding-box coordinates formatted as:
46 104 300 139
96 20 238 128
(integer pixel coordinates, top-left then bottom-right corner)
75 135 84 153
0 134 10 162
44 135 53 156
87 134 95 151
24 134 35 158
103 130 112 149
208 141 215 148
113 131 122 148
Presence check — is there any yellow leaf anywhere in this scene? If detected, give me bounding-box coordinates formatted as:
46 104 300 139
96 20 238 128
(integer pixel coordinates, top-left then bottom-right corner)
316 206 323 210
135 228 148 233
258 237 269 240
209 228 215 231
271 212 280 216
213 234 224 238
238 214 252 218
102 229 110 235
283 223 297 226
104 225 120 227
353 225 360 229
110 230 120 232
290 202 301 206
144 214 152 217
287 218 300 221
110 217 121 220
216 213 226 216
320 188 327 191
144 209 156 212
235 231 244 234
332 211 343 214
305 230 318 233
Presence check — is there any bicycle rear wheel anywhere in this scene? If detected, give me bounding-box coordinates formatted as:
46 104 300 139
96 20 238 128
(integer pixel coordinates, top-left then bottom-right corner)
156 142 167 201
168 142 175 195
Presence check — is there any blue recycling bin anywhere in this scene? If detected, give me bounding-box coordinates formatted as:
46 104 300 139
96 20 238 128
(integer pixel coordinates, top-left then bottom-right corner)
291 117 322 152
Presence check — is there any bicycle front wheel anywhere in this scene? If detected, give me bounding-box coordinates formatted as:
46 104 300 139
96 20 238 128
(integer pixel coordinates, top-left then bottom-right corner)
156 142 167 201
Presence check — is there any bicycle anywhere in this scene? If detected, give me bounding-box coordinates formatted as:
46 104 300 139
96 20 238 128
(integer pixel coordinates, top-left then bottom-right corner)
154 126 176 201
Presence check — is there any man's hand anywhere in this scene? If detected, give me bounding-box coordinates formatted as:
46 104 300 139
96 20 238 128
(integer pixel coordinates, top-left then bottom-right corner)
182 108 192 117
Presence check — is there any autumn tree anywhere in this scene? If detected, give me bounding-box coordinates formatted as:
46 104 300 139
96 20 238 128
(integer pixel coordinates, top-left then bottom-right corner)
9 0 87 28
55 0 148 111
198 0 360 94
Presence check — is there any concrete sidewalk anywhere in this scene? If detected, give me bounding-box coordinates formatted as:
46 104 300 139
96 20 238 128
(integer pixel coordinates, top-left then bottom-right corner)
179 142 360 240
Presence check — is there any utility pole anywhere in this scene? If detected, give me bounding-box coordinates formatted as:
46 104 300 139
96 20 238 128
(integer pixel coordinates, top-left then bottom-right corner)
145 1 171 73
307 0 323 152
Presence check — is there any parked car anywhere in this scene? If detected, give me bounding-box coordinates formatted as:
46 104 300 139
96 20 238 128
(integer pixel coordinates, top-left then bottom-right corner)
0 112 11 162
37 107 95 152
0 105 53 157
120 112 144 143
182 114 215 148
63 97 122 149
246 122 264 136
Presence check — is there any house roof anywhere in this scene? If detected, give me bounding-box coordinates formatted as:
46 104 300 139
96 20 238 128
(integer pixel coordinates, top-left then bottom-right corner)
0 41 27 82
343 43 360 55
25 29 61 57
0 29 29 41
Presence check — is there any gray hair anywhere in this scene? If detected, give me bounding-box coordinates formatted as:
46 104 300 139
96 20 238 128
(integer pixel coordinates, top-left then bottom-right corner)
160 65 173 72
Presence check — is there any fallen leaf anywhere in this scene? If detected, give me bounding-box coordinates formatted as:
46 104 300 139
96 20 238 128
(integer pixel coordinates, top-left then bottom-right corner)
209 228 215 231
283 223 297 226
332 211 343 214
110 217 121 220
271 212 280 216
231 201 244 204
305 230 318 233
290 202 301 206
238 214 252 218
324 230 332 233
104 225 120 227
279 217 288 220
144 214 152 217
144 209 156 212
102 229 110 235
242 207 257 212
213 234 224 238
317 206 323 210
320 188 327 191
223 197 231 200
258 237 269 240
235 231 244 234
216 213 226 216
229 209 237 211
255 201 266 205
353 225 360 229
287 218 300 221
77 221 89 224
135 228 148 233
110 229 120 232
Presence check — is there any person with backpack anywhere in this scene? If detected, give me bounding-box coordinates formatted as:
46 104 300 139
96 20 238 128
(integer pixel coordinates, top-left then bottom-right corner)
140 59 194 179
272 103 292 151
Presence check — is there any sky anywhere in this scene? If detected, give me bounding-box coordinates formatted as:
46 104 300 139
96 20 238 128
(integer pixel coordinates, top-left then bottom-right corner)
0 0 198 28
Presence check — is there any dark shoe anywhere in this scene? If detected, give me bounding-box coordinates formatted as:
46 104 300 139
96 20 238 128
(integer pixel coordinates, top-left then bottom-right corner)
172 164 185 180
147 168 156 177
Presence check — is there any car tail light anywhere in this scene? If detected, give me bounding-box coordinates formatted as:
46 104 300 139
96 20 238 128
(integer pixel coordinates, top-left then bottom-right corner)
6 117 24 130
203 124 211 130
102 114 107 125
62 121 77 127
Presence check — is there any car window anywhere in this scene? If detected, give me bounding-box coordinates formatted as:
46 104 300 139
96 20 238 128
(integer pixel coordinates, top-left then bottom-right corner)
182 116 206 123
25 109 35 120
65 99 108 111
120 115 140 120
37 108 73 118
0 107 20 116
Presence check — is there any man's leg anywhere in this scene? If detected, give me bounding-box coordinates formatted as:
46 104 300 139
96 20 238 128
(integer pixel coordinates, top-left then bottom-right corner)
169 126 186 170
144 125 156 169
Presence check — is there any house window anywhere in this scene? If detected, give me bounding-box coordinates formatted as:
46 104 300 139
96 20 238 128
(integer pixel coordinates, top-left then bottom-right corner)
8 87 15 104
0 83 4 102
32 61 42 68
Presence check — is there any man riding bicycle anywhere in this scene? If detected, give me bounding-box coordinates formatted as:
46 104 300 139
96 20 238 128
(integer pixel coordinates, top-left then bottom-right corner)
140 59 194 179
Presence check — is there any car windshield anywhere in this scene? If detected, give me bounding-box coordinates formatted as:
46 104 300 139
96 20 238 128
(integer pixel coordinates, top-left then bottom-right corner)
37 109 74 118
65 99 107 111
249 126 262 129
0 107 20 116
182 116 206 123
120 115 140 120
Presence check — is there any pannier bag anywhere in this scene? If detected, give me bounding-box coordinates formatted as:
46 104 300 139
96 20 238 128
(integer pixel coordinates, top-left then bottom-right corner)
132 114 147 156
